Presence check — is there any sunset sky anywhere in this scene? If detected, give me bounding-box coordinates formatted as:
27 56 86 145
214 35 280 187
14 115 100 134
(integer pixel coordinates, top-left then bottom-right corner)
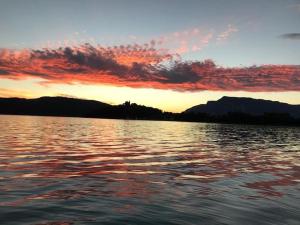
0 0 299 112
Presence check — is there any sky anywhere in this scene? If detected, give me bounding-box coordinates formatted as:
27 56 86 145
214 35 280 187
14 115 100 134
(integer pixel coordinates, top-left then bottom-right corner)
0 0 299 112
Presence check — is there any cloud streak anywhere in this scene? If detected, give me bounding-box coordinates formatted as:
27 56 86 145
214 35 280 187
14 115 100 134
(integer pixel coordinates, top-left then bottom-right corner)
0 42 299 92
279 33 300 40
216 24 238 43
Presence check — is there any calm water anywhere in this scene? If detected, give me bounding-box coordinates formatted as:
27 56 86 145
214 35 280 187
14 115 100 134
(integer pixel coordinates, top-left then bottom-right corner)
0 115 299 225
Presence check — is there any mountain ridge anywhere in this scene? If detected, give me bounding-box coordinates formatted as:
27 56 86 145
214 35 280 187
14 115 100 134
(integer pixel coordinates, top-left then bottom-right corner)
0 96 299 125
184 96 300 118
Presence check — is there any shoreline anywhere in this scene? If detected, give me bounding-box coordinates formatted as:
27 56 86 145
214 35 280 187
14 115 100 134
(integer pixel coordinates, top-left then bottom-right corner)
1 113 299 127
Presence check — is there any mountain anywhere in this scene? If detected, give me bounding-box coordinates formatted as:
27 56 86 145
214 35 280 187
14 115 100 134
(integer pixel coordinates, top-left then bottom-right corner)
0 96 299 125
0 97 170 120
184 96 300 119
0 96 113 117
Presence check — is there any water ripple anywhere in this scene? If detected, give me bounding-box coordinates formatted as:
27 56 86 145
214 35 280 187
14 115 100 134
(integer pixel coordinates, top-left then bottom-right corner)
0 115 299 225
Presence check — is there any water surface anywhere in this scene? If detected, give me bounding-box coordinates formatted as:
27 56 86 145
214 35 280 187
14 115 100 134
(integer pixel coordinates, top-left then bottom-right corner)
0 115 299 225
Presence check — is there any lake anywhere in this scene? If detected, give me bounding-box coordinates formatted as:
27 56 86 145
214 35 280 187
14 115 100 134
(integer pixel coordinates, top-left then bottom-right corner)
0 115 299 225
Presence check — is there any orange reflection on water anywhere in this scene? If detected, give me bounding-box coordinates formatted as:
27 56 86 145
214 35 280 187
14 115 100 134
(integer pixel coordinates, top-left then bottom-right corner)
0 115 299 208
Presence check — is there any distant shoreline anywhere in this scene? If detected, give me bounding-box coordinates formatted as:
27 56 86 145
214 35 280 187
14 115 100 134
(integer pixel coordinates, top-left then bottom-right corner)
1 113 299 128
0 96 299 127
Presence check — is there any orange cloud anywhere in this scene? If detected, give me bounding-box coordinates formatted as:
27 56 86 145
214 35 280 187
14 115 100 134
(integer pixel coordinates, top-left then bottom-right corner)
0 44 299 92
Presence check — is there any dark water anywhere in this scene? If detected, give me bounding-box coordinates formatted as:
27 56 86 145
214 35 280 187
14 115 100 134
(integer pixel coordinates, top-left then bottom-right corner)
0 115 299 225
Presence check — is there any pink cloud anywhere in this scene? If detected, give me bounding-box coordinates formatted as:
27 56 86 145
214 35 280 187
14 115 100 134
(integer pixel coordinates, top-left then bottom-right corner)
216 24 238 43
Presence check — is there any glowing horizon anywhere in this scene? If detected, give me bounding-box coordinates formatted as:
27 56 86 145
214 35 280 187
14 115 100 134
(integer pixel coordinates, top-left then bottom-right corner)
1 78 300 113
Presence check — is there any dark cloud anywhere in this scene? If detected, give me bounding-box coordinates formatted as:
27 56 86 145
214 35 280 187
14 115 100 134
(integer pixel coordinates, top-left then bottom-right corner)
0 69 10 75
279 33 300 40
32 44 128 76
158 62 202 83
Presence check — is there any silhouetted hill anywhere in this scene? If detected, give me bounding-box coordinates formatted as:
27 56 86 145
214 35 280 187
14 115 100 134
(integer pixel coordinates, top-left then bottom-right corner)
0 96 299 126
184 96 300 118
0 96 113 117
0 97 172 120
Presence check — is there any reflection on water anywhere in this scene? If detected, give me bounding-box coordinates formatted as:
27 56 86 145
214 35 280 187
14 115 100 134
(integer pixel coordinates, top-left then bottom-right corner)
0 115 299 225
